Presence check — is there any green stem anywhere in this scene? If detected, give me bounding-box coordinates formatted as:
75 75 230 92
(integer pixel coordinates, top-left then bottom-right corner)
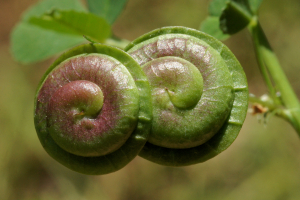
248 20 278 105
249 17 300 135
82 35 130 49
105 38 130 49
249 94 275 110
249 94 290 122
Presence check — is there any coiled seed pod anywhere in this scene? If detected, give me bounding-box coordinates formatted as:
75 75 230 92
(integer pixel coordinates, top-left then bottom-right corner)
34 44 152 175
125 27 248 166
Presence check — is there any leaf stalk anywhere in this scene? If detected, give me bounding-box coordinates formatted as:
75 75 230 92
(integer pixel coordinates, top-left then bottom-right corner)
248 17 300 135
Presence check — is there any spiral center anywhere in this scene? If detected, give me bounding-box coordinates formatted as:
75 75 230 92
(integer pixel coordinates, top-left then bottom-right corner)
49 80 104 123
127 34 236 149
47 80 105 155
142 56 203 110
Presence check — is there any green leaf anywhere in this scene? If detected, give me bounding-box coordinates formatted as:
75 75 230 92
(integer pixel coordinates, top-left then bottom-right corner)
249 0 263 14
87 0 128 24
220 0 253 34
10 0 87 63
29 15 79 36
200 0 229 40
11 22 86 64
201 0 261 39
29 10 111 42
208 0 229 16
22 0 86 21
200 16 229 40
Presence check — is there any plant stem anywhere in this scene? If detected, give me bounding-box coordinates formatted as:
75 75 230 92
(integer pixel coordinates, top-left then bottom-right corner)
249 94 290 122
248 17 300 135
248 19 278 105
249 94 275 110
105 38 130 49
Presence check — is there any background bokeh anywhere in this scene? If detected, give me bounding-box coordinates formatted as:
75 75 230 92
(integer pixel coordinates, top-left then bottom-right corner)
1 0 300 199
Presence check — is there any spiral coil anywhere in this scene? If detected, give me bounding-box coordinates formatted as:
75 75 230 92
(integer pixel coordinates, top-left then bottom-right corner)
34 44 152 175
125 27 248 166
34 27 248 174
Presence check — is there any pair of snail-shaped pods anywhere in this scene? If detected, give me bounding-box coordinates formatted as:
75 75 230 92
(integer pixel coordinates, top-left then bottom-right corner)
34 27 248 175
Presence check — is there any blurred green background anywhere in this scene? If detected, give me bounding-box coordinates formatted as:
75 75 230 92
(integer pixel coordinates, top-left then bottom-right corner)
1 0 300 199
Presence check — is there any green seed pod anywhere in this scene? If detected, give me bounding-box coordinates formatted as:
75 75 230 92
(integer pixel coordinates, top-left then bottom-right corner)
125 26 248 166
34 44 152 175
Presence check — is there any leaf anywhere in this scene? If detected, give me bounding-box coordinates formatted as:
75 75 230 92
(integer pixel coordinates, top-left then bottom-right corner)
22 0 86 21
87 0 128 24
220 0 253 34
200 0 229 40
201 0 259 39
29 10 111 42
10 0 88 63
208 0 229 16
29 15 79 36
249 0 263 14
11 22 85 64
10 0 112 63
200 16 229 40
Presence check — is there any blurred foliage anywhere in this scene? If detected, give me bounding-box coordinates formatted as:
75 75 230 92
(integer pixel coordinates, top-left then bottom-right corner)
87 0 128 24
1 0 300 199
10 0 87 64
